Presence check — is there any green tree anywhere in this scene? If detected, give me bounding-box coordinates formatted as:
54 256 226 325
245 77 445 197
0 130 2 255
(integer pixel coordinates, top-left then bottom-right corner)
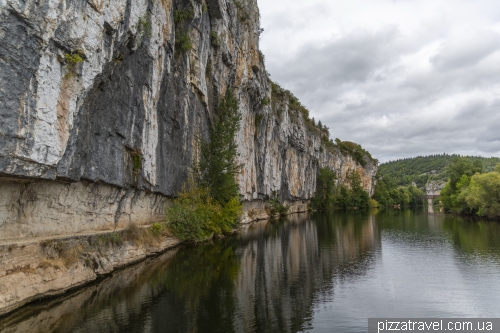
373 171 423 208
335 185 351 210
195 90 242 205
168 91 243 241
441 156 483 213
348 171 370 209
446 156 482 191
310 167 337 210
466 172 500 218
379 154 499 188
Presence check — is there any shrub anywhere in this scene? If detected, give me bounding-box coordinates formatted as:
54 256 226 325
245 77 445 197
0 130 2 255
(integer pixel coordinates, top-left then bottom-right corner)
219 196 243 231
271 81 286 99
206 60 212 76
335 138 377 166
234 1 249 22
149 222 164 237
254 113 264 129
248 208 258 218
369 199 380 208
84 257 92 267
63 50 85 78
266 192 288 218
133 153 142 171
174 7 194 24
97 232 123 247
210 31 221 47
64 53 83 65
258 50 265 63
175 31 192 52
137 14 152 41
166 183 241 241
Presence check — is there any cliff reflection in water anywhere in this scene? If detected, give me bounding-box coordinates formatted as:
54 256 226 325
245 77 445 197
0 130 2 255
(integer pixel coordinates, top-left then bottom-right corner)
232 213 380 332
151 212 380 332
0 212 380 333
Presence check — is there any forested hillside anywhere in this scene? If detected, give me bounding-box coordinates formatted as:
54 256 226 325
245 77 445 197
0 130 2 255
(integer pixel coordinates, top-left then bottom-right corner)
380 154 500 188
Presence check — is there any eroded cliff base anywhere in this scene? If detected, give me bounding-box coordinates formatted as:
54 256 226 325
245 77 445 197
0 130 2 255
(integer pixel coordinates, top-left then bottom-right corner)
0 178 169 242
0 198 309 316
0 226 181 316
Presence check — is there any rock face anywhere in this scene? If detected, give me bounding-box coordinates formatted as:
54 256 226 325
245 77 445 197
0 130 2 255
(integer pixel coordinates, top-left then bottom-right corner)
0 0 378 240
426 180 446 196
0 232 181 316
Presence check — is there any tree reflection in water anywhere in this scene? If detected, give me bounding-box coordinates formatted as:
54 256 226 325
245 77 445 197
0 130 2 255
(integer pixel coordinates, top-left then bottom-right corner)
6 211 500 332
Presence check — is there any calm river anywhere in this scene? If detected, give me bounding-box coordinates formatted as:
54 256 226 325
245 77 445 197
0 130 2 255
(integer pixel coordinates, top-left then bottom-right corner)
1 209 500 332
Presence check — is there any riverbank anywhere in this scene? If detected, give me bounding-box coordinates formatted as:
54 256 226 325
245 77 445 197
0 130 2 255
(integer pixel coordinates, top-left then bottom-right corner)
3 210 499 332
0 201 309 316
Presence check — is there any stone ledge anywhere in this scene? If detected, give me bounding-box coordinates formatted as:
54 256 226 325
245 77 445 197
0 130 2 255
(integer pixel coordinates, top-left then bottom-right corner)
0 231 181 316
0 200 310 316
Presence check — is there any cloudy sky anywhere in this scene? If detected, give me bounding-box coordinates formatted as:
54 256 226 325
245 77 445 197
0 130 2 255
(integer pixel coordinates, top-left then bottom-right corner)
256 0 500 163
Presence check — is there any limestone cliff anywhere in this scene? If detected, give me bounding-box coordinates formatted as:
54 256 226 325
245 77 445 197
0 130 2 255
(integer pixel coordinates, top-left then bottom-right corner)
0 0 378 240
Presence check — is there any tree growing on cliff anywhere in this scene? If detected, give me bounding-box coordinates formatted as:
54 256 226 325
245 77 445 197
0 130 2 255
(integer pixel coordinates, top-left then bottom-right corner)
195 90 242 205
310 167 337 211
167 90 243 241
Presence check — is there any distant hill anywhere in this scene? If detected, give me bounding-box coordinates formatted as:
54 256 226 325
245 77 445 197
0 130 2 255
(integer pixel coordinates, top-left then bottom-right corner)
379 154 500 189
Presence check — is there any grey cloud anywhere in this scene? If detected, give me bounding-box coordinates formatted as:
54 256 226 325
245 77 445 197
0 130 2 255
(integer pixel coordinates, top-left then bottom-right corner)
259 1 500 162
270 27 402 89
430 31 500 71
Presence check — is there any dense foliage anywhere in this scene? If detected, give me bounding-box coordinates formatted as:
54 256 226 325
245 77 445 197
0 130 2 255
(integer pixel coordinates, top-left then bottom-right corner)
440 157 500 219
372 172 424 208
335 138 377 167
380 154 500 189
310 168 337 210
167 184 241 241
195 91 242 205
311 168 371 210
266 193 289 218
167 91 243 241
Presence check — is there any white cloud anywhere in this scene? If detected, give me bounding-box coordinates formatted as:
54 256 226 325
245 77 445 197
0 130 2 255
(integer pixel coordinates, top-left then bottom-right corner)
257 0 500 162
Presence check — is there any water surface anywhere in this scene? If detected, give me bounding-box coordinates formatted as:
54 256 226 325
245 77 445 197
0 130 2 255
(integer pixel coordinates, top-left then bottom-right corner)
1 209 500 332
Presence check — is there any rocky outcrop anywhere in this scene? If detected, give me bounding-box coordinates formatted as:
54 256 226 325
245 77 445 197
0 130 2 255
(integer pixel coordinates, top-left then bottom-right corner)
426 181 446 196
0 0 377 239
0 0 379 316
0 0 377 242
0 229 181 316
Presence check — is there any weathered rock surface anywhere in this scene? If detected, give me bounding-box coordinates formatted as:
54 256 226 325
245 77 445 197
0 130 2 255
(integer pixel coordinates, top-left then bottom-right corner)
0 0 380 316
0 179 169 240
0 0 377 241
0 248 180 333
426 180 446 196
0 231 181 316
